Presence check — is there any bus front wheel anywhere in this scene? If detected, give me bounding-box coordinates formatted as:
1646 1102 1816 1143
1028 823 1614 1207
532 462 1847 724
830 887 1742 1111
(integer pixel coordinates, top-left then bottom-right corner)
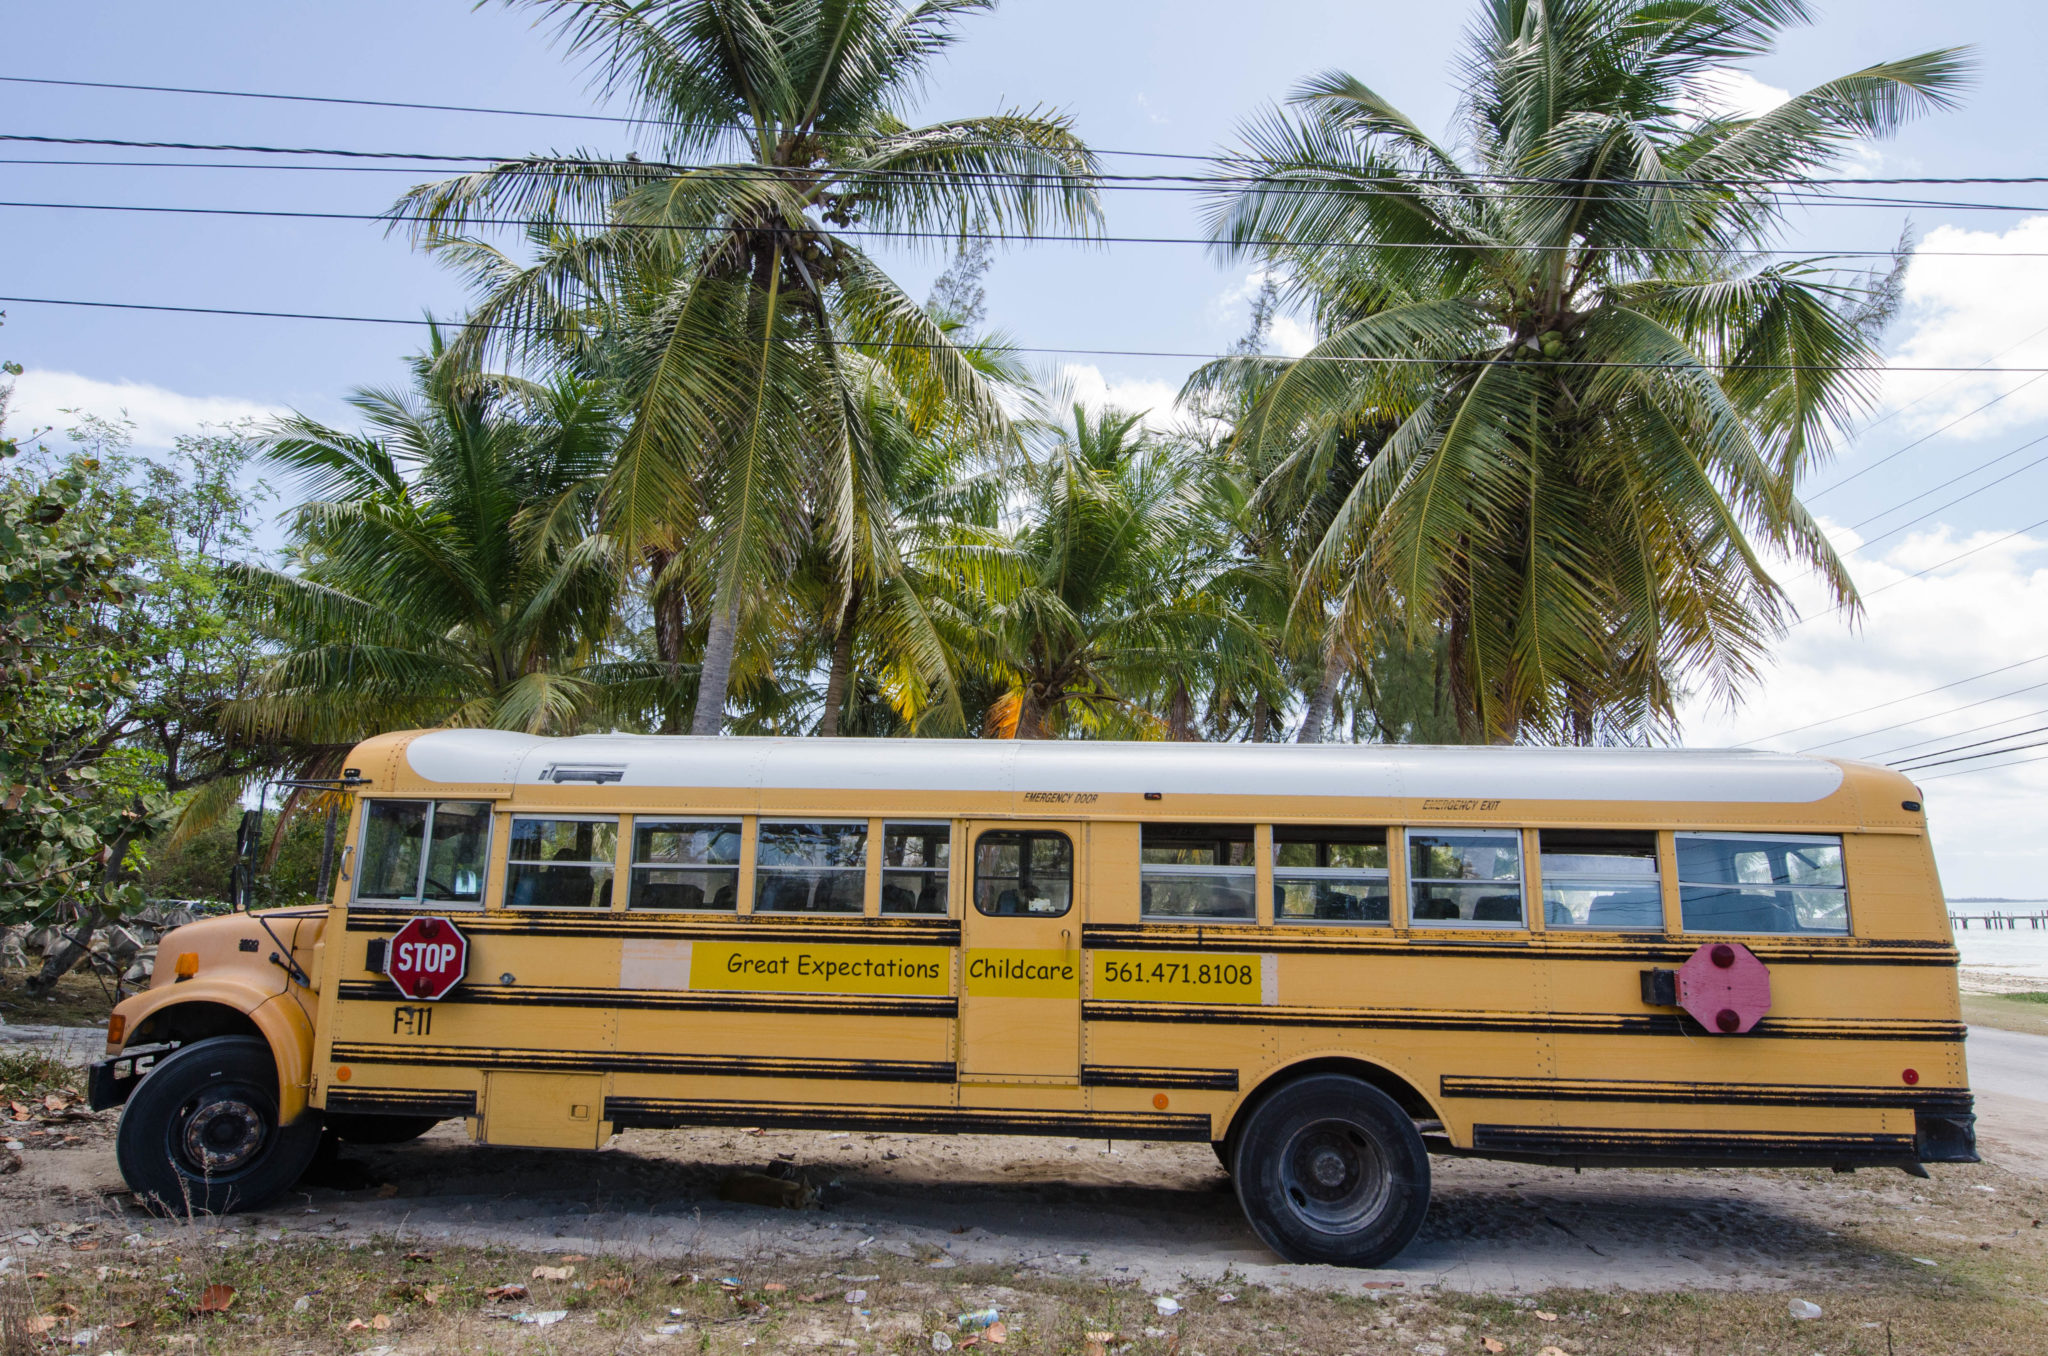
114 1035 323 1214
1231 1074 1431 1266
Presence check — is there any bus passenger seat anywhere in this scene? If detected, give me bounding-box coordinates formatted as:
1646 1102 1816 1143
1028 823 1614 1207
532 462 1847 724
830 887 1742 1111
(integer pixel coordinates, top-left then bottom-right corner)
1587 890 1660 927
1473 895 1521 921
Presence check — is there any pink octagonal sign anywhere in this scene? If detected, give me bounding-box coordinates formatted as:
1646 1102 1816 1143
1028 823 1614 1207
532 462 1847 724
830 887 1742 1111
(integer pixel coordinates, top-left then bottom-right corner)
1676 941 1771 1034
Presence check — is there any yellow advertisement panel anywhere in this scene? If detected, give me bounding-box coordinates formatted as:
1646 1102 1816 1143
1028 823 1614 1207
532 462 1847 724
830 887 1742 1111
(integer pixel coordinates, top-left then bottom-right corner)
686 942 951 996
1092 950 1262 1004
963 948 1081 997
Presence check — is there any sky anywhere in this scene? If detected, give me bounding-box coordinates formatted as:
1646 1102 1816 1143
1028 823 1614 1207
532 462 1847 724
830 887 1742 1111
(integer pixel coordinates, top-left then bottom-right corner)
4 1 2047 895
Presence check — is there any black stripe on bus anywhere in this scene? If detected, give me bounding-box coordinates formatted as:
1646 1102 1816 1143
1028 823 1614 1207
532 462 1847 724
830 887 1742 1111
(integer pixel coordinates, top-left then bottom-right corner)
335 980 955 1020
603 1096 1214 1142
329 1042 957 1084
1080 925 1958 967
324 1087 477 1118
1467 1123 1919 1165
1080 1065 1240 1091
344 914 960 945
1081 1001 1966 1042
1441 1075 1974 1112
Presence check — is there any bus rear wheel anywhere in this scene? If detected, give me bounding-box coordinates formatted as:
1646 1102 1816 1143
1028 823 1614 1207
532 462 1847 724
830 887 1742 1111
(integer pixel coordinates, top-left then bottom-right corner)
1231 1074 1431 1266
114 1036 323 1215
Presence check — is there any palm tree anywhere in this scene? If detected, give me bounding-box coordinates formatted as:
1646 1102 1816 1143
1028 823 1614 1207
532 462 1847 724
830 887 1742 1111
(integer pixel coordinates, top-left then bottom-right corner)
232 339 632 741
1196 0 1969 743
928 401 1269 740
394 0 1102 735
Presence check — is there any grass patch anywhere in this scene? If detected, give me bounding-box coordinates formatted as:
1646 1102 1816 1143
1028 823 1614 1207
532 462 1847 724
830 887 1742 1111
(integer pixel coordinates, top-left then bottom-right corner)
2001 991 2048 1004
1963 992 2048 1037
0 1050 83 1104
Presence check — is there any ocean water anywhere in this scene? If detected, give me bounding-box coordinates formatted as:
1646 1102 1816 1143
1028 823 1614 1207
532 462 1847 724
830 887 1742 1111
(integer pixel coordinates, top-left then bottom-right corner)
1947 902 2048 982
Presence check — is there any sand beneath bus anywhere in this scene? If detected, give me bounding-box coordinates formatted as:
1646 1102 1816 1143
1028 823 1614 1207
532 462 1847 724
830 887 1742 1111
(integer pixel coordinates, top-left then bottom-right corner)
8 1098 2048 1297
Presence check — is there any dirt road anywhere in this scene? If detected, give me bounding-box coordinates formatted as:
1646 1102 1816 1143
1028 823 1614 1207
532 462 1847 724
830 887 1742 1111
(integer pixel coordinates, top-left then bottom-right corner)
9 1020 2045 1297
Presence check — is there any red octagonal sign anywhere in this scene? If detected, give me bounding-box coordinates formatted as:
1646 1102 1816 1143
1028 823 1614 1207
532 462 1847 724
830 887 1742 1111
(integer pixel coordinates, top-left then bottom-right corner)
386 916 469 1001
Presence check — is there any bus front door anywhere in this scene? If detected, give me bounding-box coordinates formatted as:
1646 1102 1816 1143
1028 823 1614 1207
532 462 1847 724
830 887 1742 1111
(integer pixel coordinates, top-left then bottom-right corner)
957 822 1083 1083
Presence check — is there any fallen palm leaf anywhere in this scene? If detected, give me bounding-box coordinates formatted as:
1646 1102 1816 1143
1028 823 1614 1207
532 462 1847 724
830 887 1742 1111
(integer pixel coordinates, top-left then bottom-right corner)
195 1284 235 1314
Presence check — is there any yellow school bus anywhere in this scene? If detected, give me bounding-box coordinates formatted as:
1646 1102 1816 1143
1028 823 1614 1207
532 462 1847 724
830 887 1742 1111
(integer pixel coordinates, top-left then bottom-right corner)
91 730 1973 1266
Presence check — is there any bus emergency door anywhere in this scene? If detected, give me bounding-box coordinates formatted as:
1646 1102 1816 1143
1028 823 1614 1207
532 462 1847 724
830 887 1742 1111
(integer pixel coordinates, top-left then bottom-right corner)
957 822 1083 1083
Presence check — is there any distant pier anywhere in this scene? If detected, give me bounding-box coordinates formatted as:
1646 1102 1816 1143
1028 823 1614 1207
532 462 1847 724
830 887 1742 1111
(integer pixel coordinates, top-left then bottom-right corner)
1949 911 2048 930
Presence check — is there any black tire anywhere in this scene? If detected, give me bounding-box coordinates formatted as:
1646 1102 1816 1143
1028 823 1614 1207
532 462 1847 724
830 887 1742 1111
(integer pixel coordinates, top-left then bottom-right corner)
1212 1140 1233 1174
114 1035 323 1215
1231 1074 1431 1266
325 1113 442 1146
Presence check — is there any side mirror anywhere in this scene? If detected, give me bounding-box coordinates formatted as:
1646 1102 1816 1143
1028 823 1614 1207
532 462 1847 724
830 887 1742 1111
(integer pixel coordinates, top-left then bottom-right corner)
230 808 263 911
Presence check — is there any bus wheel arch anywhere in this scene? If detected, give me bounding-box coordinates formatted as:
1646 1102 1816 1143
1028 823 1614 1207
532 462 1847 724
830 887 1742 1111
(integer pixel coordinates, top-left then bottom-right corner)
124 993 316 1124
1223 1054 1443 1162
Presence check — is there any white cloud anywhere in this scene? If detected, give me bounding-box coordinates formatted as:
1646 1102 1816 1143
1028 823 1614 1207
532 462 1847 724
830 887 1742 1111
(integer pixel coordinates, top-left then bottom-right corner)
1058 362 1185 426
7 368 285 449
1131 93 1169 127
1681 521 2048 896
1682 68 1791 121
1269 315 1316 359
1878 216 2048 438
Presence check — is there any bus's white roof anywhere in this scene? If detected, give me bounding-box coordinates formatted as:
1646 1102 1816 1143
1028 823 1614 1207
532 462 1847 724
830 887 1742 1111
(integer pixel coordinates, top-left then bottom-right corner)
400 730 1848 804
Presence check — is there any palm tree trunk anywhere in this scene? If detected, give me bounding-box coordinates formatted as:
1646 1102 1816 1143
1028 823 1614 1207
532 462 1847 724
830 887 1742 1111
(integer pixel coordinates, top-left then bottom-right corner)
1166 683 1196 741
1297 666 1340 744
1251 693 1272 742
819 581 863 738
1015 686 1047 740
691 592 740 736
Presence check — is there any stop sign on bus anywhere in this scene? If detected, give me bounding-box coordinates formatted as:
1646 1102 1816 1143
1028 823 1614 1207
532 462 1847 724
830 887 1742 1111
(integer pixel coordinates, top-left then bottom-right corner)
385 916 468 1000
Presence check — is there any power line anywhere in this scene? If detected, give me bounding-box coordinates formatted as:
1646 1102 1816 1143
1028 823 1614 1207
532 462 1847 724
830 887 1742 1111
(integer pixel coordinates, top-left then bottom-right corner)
1893 723 2048 770
7 130 2048 199
1749 650 2048 745
8 195 2048 261
1919 749 2048 781
1798 675 2048 753
1785 511 2048 632
1862 702 2048 760
1808 371 2048 502
6 152 2046 214
1836 433 2048 556
9 75 2048 187
1894 733 2048 774
12 292 2048 376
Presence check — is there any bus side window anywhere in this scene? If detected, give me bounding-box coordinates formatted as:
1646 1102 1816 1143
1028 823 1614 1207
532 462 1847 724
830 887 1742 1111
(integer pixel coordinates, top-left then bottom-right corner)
755 821 868 913
974 831 1072 917
1140 824 1254 920
354 800 491 910
1274 826 1390 924
881 822 951 915
1539 829 1661 929
506 817 618 910
1409 829 1524 927
629 820 741 911
1676 833 1848 935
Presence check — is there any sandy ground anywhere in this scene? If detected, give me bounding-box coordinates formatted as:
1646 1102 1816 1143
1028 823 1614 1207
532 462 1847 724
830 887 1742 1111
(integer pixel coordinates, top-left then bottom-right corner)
9 1019 2048 1299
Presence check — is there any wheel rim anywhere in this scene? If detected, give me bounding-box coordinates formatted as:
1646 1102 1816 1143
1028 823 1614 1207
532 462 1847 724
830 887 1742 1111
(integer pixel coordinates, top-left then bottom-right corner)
172 1087 271 1178
1276 1117 1391 1233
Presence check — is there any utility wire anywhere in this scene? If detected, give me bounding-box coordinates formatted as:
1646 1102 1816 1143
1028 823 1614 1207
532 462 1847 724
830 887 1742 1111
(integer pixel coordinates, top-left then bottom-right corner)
4 152 2044 213
5 131 2048 196
11 292 2048 375
1919 749 2048 781
1751 651 2048 745
1862 702 2048 761
5 195 2046 260
1785 512 2048 632
1808 371 2048 502
1798 676 2048 753
1836 434 2048 555
1894 733 2048 773
1893 723 2048 770
8 75 2048 186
